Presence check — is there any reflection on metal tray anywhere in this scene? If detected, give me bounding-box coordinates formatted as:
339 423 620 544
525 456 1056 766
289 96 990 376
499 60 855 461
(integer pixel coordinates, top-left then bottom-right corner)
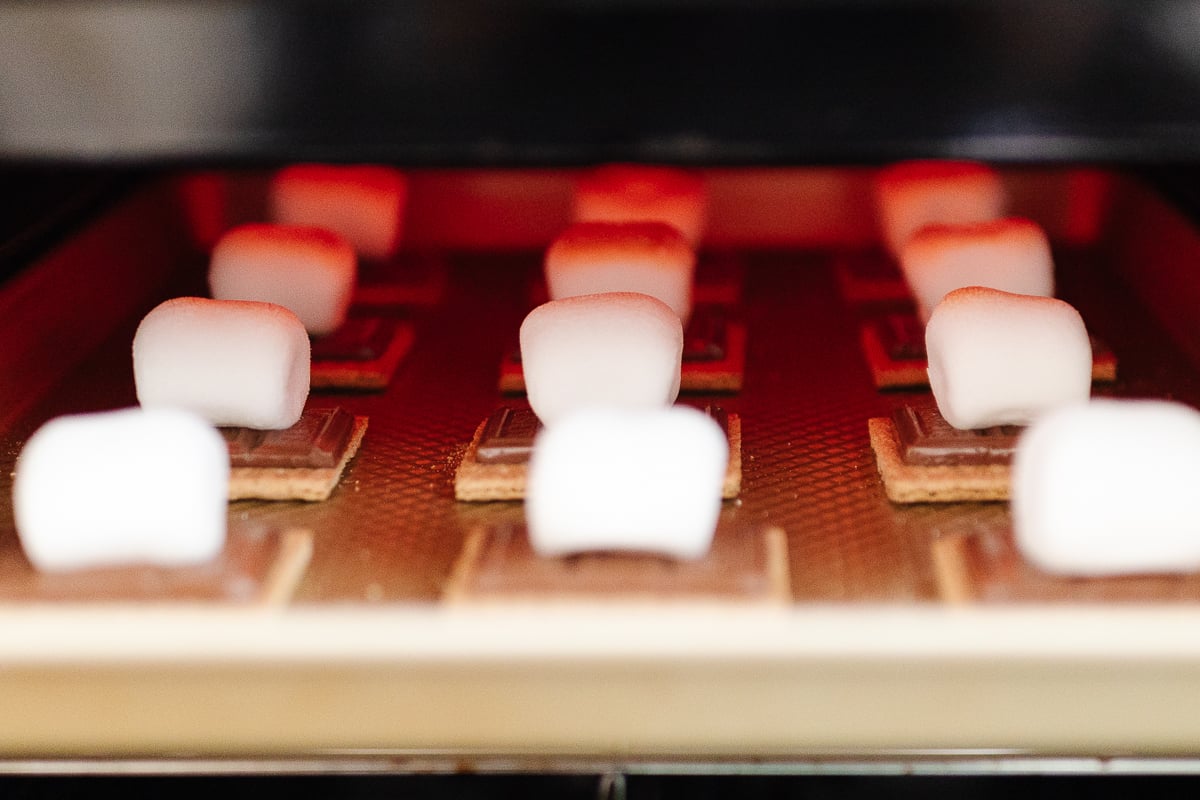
2 169 1200 762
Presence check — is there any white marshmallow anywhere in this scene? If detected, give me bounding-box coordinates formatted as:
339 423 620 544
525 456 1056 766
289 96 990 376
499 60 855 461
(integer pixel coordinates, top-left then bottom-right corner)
926 287 1091 430
209 223 356 336
900 217 1055 323
520 292 683 428
133 297 310 430
574 164 708 245
13 408 228 572
1012 400 1200 576
875 160 1006 258
545 221 695 324
269 164 407 260
526 406 727 559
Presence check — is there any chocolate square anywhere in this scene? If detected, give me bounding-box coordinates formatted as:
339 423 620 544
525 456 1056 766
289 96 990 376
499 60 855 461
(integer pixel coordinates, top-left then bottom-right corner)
892 405 1020 466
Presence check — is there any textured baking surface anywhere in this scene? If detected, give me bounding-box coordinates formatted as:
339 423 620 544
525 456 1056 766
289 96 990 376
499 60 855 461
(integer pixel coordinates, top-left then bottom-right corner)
2 242 1200 606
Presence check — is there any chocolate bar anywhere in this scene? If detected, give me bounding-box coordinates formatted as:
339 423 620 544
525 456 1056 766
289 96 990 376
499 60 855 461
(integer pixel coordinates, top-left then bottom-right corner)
861 310 1119 389
456 405 742 502
309 316 415 391
499 306 746 394
892 404 1019 466
475 406 541 464
474 405 731 467
223 407 369 501
310 318 397 362
834 250 911 304
507 306 728 365
877 313 927 362
868 403 1012 504
683 306 728 361
444 525 791 604
222 407 356 469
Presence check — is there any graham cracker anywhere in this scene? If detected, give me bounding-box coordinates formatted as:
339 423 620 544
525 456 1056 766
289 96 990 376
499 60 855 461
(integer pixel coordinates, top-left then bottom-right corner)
454 408 742 502
0 525 313 606
311 321 415 391
228 415 368 502
859 321 929 389
499 318 746 394
860 313 1119 390
868 416 1010 503
833 250 911 304
352 251 448 307
443 524 790 605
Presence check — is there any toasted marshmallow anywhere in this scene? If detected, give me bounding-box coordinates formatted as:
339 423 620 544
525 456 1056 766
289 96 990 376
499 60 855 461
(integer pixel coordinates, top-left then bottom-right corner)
13 407 228 572
209 223 356 336
269 164 407 260
545 221 695 324
574 164 708 246
133 297 310 430
900 218 1055 323
875 160 1006 258
1012 400 1200 576
926 287 1091 430
520 292 683 428
526 406 727 559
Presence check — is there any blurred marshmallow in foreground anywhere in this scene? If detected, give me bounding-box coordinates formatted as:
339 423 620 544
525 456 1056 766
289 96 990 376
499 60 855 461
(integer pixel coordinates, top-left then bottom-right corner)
270 164 407 260
1012 400 1200 576
926 287 1091 430
520 293 683 427
209 223 356 336
526 406 727 559
13 408 228 572
574 164 708 246
133 297 310 430
545 221 695 324
875 160 1006 258
900 217 1055 323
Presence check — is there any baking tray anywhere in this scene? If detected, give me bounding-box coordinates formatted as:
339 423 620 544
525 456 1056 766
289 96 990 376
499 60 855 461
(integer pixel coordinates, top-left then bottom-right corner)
2 168 1200 767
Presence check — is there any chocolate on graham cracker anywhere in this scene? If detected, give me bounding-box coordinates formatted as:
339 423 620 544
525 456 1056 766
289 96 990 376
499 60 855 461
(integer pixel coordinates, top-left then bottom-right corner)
353 251 449 307
868 403 1017 503
454 405 742 502
444 524 790 605
499 305 746 394
310 316 414 391
833 249 911 304
860 311 1119 389
224 406 368 501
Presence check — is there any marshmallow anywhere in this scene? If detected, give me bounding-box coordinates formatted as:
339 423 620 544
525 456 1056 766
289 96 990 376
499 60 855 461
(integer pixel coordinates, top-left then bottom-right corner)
1012 400 1200 576
900 218 1055 323
545 221 696 324
13 408 228 572
133 297 310 430
875 160 1006 258
209 223 356 336
526 406 727 559
574 164 708 245
269 164 407 260
926 287 1091 430
520 292 683 428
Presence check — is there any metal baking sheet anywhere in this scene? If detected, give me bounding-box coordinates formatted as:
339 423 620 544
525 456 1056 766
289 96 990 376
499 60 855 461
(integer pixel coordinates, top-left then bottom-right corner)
1 168 1200 763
